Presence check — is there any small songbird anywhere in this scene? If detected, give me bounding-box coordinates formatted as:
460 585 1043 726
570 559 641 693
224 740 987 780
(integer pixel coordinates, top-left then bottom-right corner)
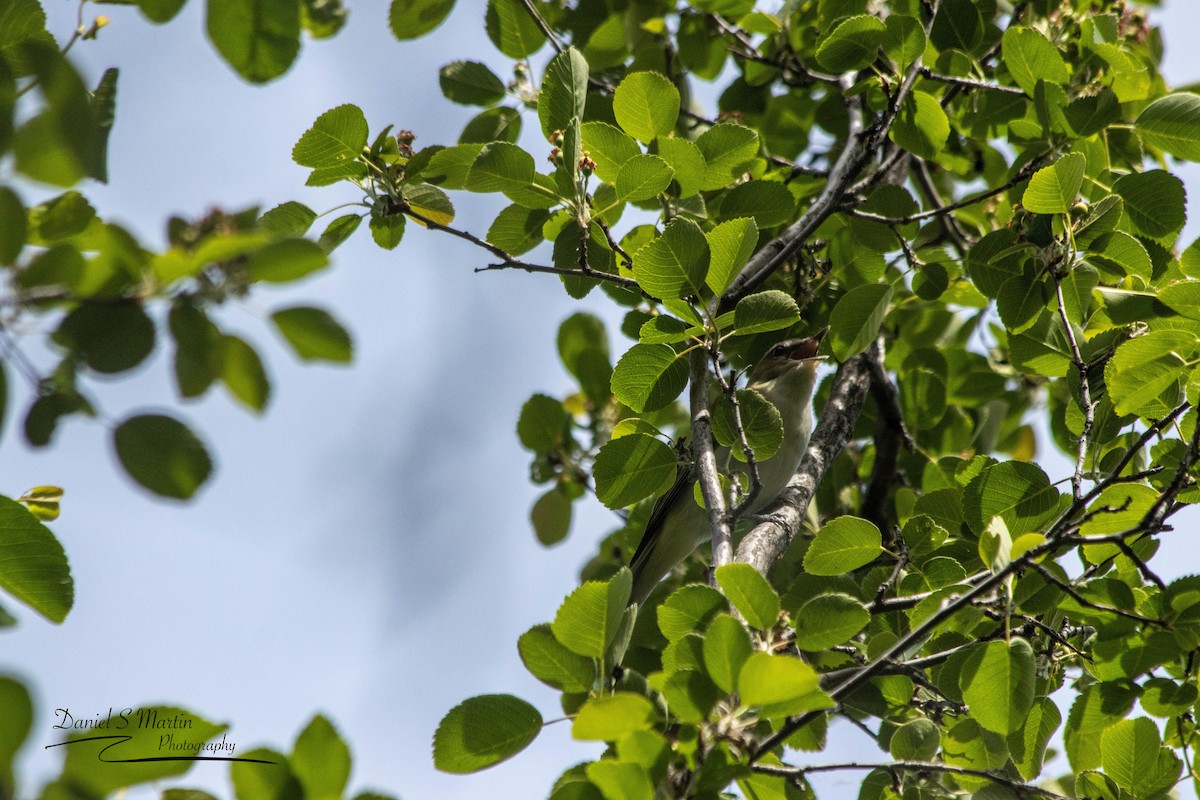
628 331 827 605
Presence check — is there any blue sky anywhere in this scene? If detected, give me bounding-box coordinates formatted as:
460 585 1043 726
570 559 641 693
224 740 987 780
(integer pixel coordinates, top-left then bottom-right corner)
7 2 1200 799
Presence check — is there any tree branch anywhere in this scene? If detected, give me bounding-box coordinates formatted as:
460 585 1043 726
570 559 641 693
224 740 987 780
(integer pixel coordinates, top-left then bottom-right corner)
689 349 735 571
753 761 1071 800
734 345 874 575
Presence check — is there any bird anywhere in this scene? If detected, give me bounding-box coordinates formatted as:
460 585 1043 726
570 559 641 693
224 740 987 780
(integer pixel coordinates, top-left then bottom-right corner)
627 330 827 605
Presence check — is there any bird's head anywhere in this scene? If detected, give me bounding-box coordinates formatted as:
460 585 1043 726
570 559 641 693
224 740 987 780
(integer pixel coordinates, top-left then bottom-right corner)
747 328 828 385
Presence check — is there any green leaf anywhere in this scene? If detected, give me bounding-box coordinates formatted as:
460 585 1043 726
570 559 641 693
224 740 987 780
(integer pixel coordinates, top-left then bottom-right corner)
737 653 831 719
732 290 800 336
1135 92 1200 162
1099 717 1180 795
616 154 673 202
580 121 640 184
714 563 780 631
169 301 224 399
318 214 362 253
1141 678 1198 718
791 593 869 651
593 433 677 509
632 218 709 300
439 60 506 106
705 217 757 296
657 584 725 641
0 187 26 265
0 0 54 76
610 343 688 413
883 15 926 68
271 306 353 363
518 623 593 691
467 142 535 193
1009 696 1061 780
221 335 271 412
260 201 318 237
929 0 982 54
1001 26 1069 96
890 718 940 761
0 496 72 622
291 715 350 800
292 104 367 168
613 71 679 144
113 414 213 500
828 284 892 360
531 486 572 546
711 388 784 461
538 47 588 139
656 136 706 198
1079 484 1158 536
586 761 653 800
804 516 882 576
32 191 94 242
815 14 885 72
61 707 225 795
388 0 453 40
459 106 522 144
517 393 567 453
488 205 551 255
0 675 32 782
207 0 300 83
403 183 456 226
962 461 1059 536
557 312 613 405
551 568 632 657
53 302 155 375
702 613 752 692
960 638 1036 735
369 210 406 250
485 0 544 58
230 748 297 800
433 694 542 773
246 237 328 282
695 124 759 191
1022 153 1085 214
890 91 949 159
1105 331 1191 418
717 180 795 228
1112 170 1186 242
573 693 657 741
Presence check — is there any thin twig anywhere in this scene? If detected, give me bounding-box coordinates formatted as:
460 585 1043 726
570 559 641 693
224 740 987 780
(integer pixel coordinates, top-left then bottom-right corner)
917 67 1027 96
517 0 565 54
753 761 1071 800
400 203 644 292
1028 561 1166 627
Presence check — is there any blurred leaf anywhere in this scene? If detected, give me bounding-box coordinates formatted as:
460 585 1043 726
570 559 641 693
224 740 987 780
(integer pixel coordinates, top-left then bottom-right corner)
207 0 301 83
291 715 351 800
221 335 271 412
389 0 453 40
113 414 213 499
531 486 572 545
485 0 544 58
53 302 155 375
271 306 353 363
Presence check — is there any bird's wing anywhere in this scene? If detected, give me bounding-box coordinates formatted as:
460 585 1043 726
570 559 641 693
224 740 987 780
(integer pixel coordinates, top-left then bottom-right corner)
628 438 693 569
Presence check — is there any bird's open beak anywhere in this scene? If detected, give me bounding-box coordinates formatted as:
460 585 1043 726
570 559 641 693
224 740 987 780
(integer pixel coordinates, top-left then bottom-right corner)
787 327 828 362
